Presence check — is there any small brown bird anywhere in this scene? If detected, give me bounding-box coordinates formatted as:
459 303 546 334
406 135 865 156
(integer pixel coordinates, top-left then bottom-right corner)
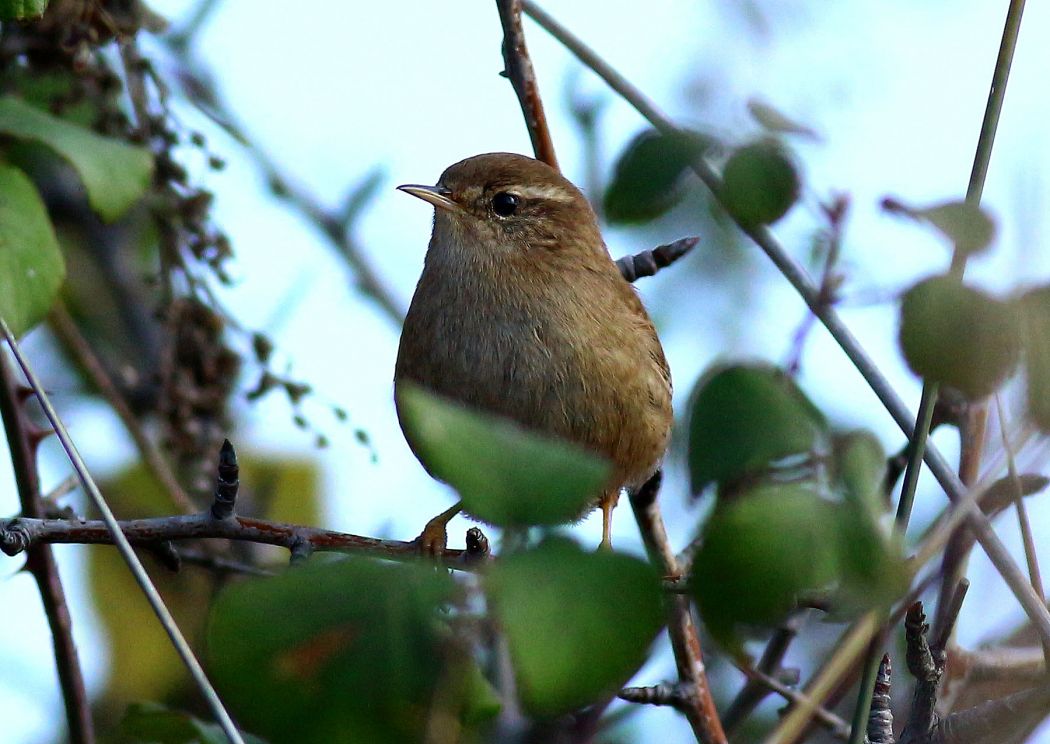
395 153 672 551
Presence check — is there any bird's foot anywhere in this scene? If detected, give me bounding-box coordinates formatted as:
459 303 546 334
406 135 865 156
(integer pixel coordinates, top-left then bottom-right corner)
413 502 463 557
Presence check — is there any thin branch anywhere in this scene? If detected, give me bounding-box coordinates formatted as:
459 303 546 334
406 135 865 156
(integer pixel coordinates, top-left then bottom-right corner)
497 0 559 169
0 318 246 744
723 616 803 733
0 510 488 572
738 665 851 741
0 355 94 744
48 302 198 515
520 0 1050 670
629 473 728 744
995 394 1048 662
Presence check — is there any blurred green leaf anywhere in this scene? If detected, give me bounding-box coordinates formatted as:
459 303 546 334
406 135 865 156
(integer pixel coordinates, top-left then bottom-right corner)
0 163 65 336
899 275 1020 399
487 538 663 717
1019 286 1050 430
883 197 996 257
746 99 818 139
604 128 714 223
397 384 610 527
0 0 47 20
119 702 267 744
831 430 887 515
207 557 469 744
721 140 800 227
687 363 827 494
833 495 908 614
0 96 153 221
691 485 837 647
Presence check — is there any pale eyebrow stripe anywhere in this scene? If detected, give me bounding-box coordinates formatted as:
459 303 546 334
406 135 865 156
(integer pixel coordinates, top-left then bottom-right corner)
515 183 575 202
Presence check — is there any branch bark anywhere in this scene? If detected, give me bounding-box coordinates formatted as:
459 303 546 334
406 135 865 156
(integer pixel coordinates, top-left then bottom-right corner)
496 0 559 170
0 354 93 744
629 473 727 744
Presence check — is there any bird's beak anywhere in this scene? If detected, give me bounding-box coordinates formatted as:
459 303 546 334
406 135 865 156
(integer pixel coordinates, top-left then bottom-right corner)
397 184 461 213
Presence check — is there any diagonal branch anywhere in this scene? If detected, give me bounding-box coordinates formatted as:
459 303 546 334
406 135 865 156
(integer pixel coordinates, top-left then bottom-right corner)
0 354 93 744
496 0 559 170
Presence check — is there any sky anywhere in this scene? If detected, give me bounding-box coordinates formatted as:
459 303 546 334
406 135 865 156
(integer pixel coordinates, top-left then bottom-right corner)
2 1 1050 742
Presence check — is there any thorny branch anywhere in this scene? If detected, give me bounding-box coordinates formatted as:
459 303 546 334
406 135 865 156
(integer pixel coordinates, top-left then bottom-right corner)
0 354 93 744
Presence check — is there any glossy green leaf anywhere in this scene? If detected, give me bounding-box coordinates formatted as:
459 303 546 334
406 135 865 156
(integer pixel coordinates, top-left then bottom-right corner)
487 538 663 716
691 485 837 646
721 140 800 227
604 128 714 223
687 363 827 494
0 163 65 337
119 702 267 744
0 0 47 19
1019 286 1050 430
883 198 995 257
899 275 1020 399
397 384 611 527
207 557 466 744
0 96 152 221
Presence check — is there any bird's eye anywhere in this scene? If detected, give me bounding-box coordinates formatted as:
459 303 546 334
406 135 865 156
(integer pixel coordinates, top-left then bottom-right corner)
491 192 520 217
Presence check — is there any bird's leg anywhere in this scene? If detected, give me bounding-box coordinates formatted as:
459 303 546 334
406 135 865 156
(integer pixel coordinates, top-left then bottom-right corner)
415 501 463 556
598 490 620 550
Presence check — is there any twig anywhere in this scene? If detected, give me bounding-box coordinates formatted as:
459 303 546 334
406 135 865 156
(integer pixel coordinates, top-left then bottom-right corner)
616 237 699 282
520 7 1050 731
619 680 694 710
629 473 727 744
995 394 1048 662
49 303 198 515
0 318 246 744
739 666 851 741
933 684 1050 744
0 355 93 744
723 616 803 733
900 603 942 742
497 0 559 169
0 507 489 572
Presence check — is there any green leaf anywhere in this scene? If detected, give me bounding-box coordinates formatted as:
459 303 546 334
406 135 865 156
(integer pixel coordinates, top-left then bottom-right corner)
487 538 663 716
883 198 996 257
831 430 887 515
687 363 827 494
721 140 800 227
899 275 1020 399
397 384 611 527
207 557 465 744
604 128 714 223
0 96 152 222
1019 286 1050 430
0 0 47 20
833 496 908 614
0 163 65 336
691 485 838 647
119 702 267 744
